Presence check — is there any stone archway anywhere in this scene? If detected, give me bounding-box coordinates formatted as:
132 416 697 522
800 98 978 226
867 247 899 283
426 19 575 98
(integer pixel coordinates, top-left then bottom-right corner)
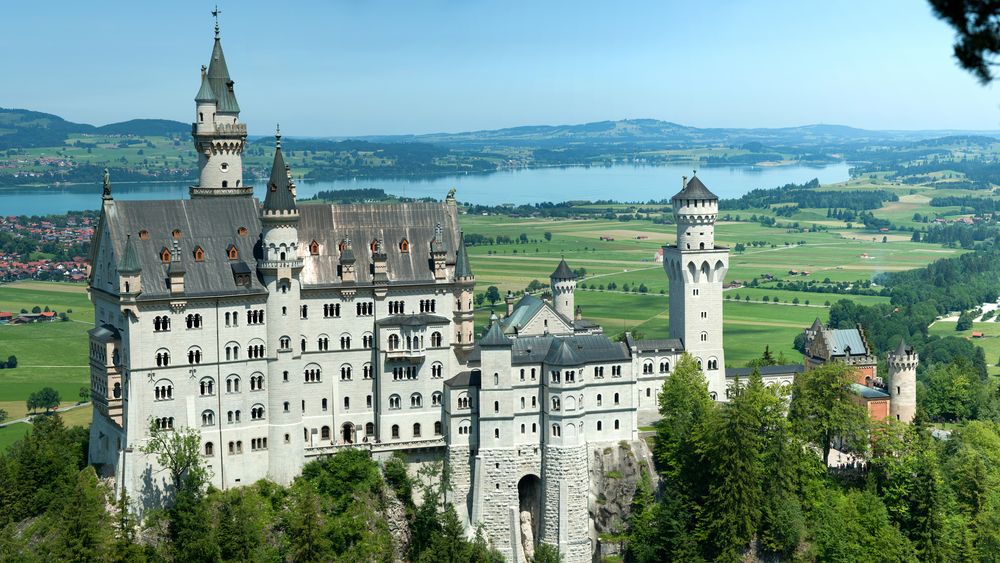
518 474 542 560
342 422 355 444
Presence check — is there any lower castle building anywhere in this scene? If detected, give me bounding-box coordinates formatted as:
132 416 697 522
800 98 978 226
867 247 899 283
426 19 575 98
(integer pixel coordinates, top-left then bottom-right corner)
86 22 917 563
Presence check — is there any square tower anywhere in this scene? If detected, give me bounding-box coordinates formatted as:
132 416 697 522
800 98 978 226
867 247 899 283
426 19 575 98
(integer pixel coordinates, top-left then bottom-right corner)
663 175 728 399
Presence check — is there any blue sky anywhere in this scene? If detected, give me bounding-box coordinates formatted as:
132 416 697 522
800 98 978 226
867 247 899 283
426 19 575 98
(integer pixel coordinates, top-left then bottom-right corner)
2 1 998 136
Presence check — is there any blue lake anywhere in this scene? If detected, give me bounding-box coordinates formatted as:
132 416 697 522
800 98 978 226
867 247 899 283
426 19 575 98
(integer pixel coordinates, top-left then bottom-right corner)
0 162 851 215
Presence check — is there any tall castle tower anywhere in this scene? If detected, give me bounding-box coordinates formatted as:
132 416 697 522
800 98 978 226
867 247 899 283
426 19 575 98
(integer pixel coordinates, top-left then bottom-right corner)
550 259 577 321
190 18 251 198
887 339 918 423
663 175 728 399
258 129 306 481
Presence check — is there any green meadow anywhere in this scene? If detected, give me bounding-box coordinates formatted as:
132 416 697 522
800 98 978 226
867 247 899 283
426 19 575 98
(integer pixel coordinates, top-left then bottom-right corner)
0 281 93 445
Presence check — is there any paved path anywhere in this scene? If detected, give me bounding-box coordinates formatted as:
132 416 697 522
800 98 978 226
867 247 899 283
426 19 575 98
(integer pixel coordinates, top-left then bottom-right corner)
0 401 90 428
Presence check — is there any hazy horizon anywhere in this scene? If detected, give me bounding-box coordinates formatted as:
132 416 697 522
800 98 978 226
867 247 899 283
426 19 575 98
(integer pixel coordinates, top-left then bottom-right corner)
3 0 998 136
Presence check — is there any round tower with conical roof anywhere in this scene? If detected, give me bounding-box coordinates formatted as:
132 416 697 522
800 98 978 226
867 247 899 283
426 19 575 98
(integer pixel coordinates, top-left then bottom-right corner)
550 258 577 322
888 339 918 423
664 174 729 400
190 22 251 197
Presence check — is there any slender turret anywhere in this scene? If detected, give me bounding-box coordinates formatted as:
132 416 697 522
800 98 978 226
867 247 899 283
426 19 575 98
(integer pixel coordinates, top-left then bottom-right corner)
887 339 918 423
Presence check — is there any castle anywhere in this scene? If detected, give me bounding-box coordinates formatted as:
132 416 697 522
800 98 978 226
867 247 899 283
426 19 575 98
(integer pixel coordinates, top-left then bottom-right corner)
85 22 917 562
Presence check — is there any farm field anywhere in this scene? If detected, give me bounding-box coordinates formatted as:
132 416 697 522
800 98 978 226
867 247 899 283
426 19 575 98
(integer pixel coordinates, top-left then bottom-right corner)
0 281 93 447
929 320 1000 377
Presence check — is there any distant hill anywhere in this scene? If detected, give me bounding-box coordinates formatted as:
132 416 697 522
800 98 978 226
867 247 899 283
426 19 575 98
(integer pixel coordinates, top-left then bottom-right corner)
344 119 1000 149
0 108 187 149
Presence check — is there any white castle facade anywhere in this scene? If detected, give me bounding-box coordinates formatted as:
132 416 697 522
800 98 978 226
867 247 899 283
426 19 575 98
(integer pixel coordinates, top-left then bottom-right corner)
86 25 843 563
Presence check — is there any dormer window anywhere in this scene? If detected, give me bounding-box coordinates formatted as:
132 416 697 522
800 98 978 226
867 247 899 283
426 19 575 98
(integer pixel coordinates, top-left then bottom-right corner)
193 246 205 262
138 230 149 241
309 240 319 256
172 229 182 240
237 227 248 237
227 245 239 261
160 247 171 264
399 239 410 252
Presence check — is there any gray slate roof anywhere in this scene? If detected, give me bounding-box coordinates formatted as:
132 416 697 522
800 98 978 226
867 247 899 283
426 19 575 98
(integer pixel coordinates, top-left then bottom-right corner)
455 232 473 278
850 383 890 399
445 370 481 388
672 175 718 201
633 337 684 352
824 328 868 356
480 322 512 347
195 72 216 103
375 313 450 327
297 202 459 287
500 294 545 334
263 142 297 213
206 37 240 113
88 323 121 343
117 234 141 274
101 198 266 300
892 338 912 357
551 258 576 280
504 334 630 366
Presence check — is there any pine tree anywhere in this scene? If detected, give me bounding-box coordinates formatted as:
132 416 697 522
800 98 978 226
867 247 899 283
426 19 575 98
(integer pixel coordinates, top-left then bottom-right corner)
285 483 332 563
57 466 110 563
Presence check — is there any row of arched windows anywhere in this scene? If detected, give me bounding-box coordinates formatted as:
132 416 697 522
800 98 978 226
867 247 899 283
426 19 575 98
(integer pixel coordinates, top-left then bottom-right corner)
247 310 264 325
153 316 170 331
185 313 203 329
187 349 202 364
418 299 436 313
155 416 174 430
247 344 265 359
323 303 341 318
391 366 417 380
388 300 405 315
357 302 373 316
154 383 172 400
387 422 442 439
305 368 321 383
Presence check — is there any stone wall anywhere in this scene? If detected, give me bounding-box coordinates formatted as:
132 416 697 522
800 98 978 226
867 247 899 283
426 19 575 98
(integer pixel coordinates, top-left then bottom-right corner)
541 444 591 563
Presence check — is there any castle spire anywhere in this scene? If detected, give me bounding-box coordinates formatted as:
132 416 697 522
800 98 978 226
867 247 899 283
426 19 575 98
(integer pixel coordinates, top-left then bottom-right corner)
262 127 297 214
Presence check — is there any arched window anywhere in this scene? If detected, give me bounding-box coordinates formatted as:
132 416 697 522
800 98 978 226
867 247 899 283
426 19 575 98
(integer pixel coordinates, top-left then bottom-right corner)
700 332 708 342
250 373 264 391
251 404 265 420
614 419 620 430
366 422 375 436
388 334 400 350
341 364 352 381
411 393 422 408
193 246 205 262
199 377 215 396
391 425 400 439
389 394 401 409
494 428 500 439
309 240 319 255
660 360 669 373
280 336 290 350
153 379 173 401
458 393 470 409
707 358 718 370
614 392 620 405
226 375 240 393
155 349 170 367
431 362 443 378
227 245 239 260
643 360 653 374
431 332 442 347
321 426 331 440
552 424 561 437
597 421 603 431
413 423 421 437
363 363 373 379
432 391 442 406
187 346 202 365
160 247 171 263
434 421 442 435
304 365 322 383
551 397 560 411
362 333 373 348
494 400 500 413
204 442 214 456
399 238 410 252
340 334 351 350
201 410 215 426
